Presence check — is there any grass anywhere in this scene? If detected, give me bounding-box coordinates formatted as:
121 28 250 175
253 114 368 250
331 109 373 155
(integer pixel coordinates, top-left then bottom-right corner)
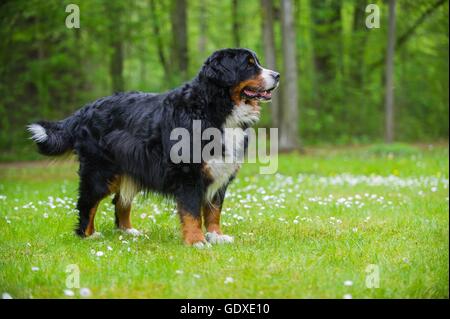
0 144 448 298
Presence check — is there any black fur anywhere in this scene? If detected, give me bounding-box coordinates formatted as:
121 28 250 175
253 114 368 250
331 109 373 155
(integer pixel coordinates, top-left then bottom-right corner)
28 48 278 242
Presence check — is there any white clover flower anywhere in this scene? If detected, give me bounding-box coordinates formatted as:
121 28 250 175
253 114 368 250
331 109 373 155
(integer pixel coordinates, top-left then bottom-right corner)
224 277 234 284
64 289 75 297
344 280 353 286
80 288 92 297
2 292 13 299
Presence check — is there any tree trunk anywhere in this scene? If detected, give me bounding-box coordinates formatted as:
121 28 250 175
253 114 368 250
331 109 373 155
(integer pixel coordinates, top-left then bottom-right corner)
110 40 124 92
261 0 281 129
232 0 240 47
311 1 341 83
385 0 396 143
198 0 207 55
280 0 300 151
150 0 170 76
350 0 368 85
108 2 124 92
171 0 188 80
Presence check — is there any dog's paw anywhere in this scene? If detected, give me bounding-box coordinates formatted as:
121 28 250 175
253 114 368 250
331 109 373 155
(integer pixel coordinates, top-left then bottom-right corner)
87 231 102 239
205 232 234 245
192 241 212 249
122 228 142 236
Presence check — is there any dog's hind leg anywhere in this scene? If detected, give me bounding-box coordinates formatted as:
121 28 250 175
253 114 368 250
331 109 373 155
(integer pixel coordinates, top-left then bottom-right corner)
75 164 113 237
111 175 141 236
112 193 141 236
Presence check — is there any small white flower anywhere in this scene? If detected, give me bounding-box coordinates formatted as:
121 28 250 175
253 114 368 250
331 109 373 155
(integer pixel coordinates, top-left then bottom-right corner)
107 246 113 251
293 220 299 224
224 277 234 284
431 187 438 192
43 213 48 218
31 266 40 271
80 288 92 297
2 292 13 299
64 289 75 297
343 294 352 299
96 251 104 257
352 227 358 233
344 280 353 286
140 213 147 219
175 270 183 275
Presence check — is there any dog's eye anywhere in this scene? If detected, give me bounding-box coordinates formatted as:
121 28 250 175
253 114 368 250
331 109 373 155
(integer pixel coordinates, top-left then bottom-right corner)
248 58 255 65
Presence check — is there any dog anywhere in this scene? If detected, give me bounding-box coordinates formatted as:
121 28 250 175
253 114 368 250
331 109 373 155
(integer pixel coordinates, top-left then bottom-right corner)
27 48 280 247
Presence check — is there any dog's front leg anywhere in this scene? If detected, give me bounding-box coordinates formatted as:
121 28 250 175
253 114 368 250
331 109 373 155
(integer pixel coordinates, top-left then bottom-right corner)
203 190 234 245
177 197 209 248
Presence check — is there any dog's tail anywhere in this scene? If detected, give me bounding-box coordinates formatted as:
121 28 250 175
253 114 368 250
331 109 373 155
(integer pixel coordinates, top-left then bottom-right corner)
27 120 74 156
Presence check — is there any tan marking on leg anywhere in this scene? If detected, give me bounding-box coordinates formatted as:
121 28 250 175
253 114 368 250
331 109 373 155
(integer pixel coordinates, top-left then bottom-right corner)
114 194 132 230
179 205 205 245
203 203 222 234
85 202 99 236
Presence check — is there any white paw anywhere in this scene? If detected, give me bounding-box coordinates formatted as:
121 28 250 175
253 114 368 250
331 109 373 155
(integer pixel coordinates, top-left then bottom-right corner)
205 232 234 244
122 228 142 236
192 241 212 249
87 232 102 239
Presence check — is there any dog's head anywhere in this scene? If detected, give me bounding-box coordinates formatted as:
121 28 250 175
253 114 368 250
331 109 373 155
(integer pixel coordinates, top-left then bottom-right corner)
200 48 280 105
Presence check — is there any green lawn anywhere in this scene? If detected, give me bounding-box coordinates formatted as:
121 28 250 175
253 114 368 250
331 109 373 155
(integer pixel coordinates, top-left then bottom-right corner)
0 144 448 298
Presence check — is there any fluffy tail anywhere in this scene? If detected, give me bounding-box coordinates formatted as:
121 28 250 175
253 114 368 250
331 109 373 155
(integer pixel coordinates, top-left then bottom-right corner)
27 120 73 156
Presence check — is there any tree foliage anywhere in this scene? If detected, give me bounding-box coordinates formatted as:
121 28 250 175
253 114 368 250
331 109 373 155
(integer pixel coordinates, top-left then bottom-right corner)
0 0 448 159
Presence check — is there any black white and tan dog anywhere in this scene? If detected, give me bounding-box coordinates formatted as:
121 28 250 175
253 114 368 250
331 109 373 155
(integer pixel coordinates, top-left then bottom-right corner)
28 48 280 247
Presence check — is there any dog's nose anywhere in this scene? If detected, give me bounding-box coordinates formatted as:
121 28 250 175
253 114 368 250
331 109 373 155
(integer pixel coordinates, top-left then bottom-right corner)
272 72 280 81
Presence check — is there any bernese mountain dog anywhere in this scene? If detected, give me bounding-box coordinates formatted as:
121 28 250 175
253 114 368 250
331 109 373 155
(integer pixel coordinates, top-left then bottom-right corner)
27 48 280 247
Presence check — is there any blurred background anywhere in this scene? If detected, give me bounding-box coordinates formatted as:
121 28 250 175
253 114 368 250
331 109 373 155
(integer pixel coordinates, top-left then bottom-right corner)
0 0 448 161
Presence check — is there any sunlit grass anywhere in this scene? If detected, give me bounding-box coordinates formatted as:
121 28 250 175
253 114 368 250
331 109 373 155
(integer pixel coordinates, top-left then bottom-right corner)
0 145 448 298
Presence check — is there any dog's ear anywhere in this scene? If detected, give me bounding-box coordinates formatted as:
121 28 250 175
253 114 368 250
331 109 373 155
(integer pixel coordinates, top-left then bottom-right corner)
201 52 236 87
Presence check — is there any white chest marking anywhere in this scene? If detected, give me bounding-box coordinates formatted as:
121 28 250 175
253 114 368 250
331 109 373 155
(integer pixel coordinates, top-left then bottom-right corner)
204 102 259 202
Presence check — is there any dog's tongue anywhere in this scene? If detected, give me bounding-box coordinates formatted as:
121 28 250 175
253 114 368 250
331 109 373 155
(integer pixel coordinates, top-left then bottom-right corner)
244 89 258 97
244 89 272 99
261 91 272 98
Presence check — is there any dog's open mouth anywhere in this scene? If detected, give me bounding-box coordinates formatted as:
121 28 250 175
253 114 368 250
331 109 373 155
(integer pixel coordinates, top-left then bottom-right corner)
242 86 275 101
